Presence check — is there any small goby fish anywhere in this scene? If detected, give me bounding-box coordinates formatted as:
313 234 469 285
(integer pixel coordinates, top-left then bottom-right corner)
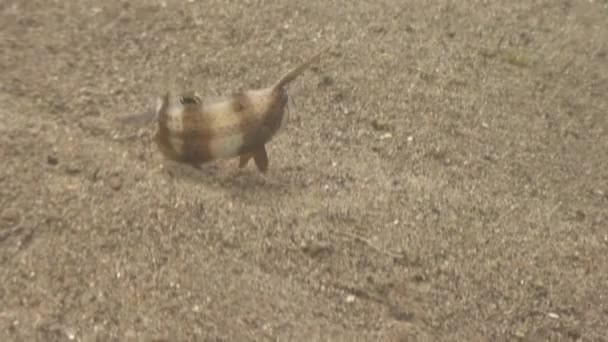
123 48 327 173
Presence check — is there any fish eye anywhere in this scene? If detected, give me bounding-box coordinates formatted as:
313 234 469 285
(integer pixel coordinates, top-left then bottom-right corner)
179 94 201 105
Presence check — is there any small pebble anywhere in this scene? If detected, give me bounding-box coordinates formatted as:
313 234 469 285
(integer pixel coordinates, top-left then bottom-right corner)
345 295 356 303
371 119 390 131
2 208 20 225
65 328 76 340
370 24 386 34
47 155 59 165
514 330 526 338
318 75 334 87
301 241 332 258
64 163 81 175
108 175 123 190
332 92 344 102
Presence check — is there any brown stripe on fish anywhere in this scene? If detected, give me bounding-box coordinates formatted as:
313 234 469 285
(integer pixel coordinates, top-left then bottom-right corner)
232 90 280 172
262 88 289 135
153 92 216 167
232 91 265 151
186 93 245 162
174 96 217 166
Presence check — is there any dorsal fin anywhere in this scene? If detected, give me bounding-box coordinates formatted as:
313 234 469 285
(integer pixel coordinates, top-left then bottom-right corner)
271 46 330 90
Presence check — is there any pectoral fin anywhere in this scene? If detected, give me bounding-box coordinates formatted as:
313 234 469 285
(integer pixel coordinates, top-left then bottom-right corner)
253 145 269 173
239 153 252 168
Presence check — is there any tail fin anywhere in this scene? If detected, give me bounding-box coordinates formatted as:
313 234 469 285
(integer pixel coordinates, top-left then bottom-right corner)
271 46 330 90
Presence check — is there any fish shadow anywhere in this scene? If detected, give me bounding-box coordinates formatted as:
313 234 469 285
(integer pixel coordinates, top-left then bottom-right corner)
162 159 300 201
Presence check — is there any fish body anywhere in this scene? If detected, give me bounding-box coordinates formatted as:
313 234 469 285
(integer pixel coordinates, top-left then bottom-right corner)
153 87 287 172
120 48 327 172
147 49 326 172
